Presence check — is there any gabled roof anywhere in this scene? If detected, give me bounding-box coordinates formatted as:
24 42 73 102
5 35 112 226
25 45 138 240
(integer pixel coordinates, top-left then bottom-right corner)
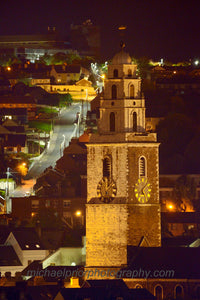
43 266 84 281
0 285 60 300
124 246 200 279
2 134 26 147
83 279 128 289
0 125 10 134
10 228 45 250
162 212 200 223
0 226 11 244
2 119 25 133
0 108 27 115
57 286 155 300
0 95 36 104
63 138 87 155
189 238 200 247
21 260 42 276
2 119 19 127
162 236 197 247
0 245 21 266
76 79 92 86
52 65 81 74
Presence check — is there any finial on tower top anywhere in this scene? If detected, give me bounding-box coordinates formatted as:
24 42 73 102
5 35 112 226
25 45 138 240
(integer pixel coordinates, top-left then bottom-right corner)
120 41 125 50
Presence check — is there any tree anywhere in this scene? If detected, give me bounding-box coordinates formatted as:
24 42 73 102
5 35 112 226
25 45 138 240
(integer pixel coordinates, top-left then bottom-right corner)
32 207 63 229
12 82 29 96
184 134 200 173
58 94 73 107
51 52 67 65
172 175 196 212
38 54 52 65
132 56 151 79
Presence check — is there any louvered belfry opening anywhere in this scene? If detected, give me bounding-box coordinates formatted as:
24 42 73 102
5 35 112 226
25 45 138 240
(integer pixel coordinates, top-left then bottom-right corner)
139 156 146 177
103 156 111 178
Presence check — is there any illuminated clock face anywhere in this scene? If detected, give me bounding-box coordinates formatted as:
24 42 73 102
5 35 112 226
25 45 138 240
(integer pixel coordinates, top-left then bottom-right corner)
97 177 117 203
134 177 151 203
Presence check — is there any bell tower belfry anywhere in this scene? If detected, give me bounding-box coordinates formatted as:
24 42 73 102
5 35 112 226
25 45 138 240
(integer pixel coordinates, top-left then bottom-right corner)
99 50 145 134
86 47 161 270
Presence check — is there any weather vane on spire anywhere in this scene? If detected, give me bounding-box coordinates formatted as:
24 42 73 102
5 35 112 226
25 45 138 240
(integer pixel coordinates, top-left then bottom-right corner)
118 25 127 50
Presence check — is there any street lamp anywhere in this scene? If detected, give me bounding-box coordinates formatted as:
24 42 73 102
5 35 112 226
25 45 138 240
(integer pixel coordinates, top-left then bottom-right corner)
17 162 28 177
75 210 84 227
75 210 82 217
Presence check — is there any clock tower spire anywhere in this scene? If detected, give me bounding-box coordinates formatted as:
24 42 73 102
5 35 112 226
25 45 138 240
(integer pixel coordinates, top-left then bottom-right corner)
86 47 161 271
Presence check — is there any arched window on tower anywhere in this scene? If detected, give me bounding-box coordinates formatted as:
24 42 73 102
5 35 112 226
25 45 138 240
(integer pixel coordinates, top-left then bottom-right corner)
110 112 115 132
128 69 132 77
113 69 118 78
139 156 146 177
154 285 163 300
103 156 111 178
130 84 134 98
133 112 137 131
112 85 117 99
174 285 184 299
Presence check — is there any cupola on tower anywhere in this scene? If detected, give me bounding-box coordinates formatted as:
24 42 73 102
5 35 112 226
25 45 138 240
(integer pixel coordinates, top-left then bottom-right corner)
86 47 161 272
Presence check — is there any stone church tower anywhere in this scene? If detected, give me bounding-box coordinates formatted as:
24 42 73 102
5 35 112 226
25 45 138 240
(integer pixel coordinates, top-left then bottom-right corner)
86 48 161 270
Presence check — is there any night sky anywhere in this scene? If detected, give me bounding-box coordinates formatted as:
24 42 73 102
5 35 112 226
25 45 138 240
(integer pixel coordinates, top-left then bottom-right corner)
0 0 200 61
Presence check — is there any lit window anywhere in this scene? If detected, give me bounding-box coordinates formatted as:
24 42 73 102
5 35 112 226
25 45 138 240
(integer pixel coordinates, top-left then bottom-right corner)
35 244 40 248
31 200 39 208
25 245 29 249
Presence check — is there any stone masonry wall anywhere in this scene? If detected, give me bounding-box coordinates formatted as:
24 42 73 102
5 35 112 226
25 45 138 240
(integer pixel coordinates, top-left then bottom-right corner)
86 204 128 267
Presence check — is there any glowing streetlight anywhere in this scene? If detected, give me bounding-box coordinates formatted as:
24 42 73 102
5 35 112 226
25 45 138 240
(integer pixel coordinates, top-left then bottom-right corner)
17 162 28 176
75 210 82 217
167 204 174 211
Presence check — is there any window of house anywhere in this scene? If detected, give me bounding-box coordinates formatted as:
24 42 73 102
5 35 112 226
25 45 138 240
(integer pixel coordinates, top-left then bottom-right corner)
63 200 71 208
31 200 39 208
